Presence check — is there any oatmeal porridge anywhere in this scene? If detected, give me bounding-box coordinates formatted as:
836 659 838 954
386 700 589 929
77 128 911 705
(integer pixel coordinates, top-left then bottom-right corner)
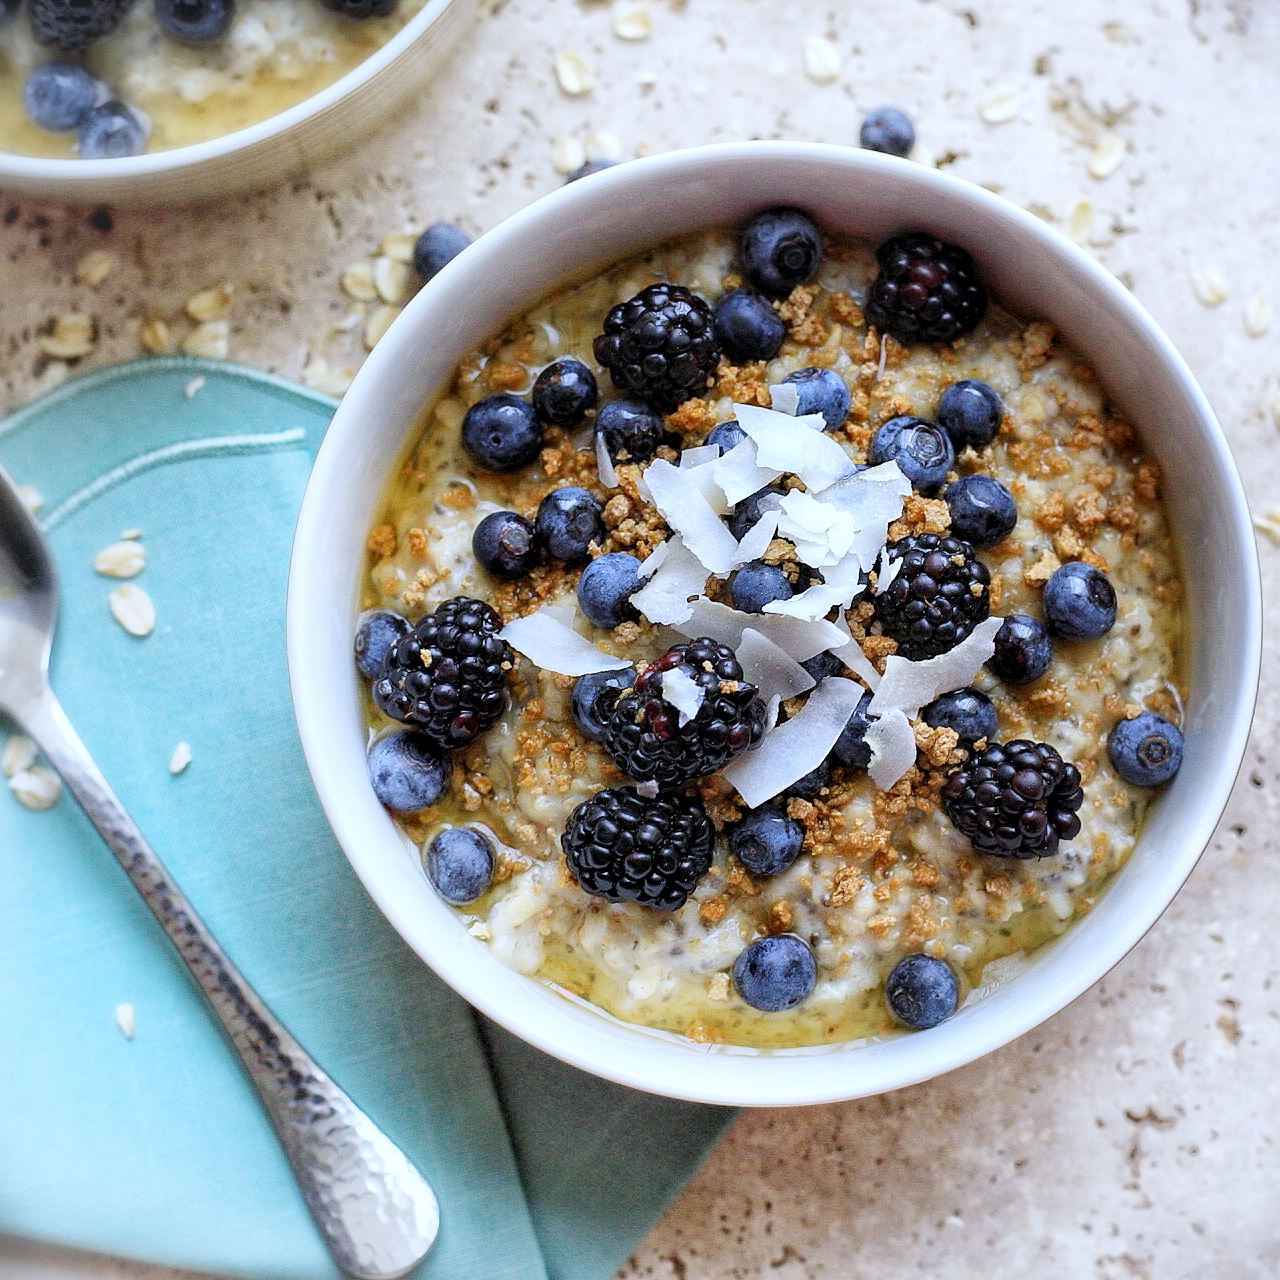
355 210 1186 1049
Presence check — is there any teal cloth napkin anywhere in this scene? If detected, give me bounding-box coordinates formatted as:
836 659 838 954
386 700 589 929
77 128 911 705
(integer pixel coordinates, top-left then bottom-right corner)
0 358 734 1280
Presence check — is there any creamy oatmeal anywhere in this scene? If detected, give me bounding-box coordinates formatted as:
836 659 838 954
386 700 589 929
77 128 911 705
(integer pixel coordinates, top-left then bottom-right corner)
357 219 1186 1049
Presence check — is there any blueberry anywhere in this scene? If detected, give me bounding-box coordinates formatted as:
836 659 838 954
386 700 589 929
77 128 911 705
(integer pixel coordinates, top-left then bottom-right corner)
472 509 540 580
786 757 832 800
571 666 636 740
577 552 642 628
713 288 786 362
706 419 747 454
728 483 785 540
354 608 410 679
733 934 818 1012
565 157 616 183
937 379 1004 451
461 394 543 472
739 207 823 299
885 953 960 1029
534 486 604 562
79 101 146 159
988 613 1053 684
921 686 997 744
426 827 495 904
595 397 666 463
1043 561 1117 641
367 731 451 813
532 357 598 428
731 559 793 613
832 691 875 768
728 802 804 876
859 105 916 158
24 63 97 131
155 0 234 44
1108 711 1184 787
413 221 470 282
869 415 955 495
781 366 852 433
944 474 1018 546
800 649 846 683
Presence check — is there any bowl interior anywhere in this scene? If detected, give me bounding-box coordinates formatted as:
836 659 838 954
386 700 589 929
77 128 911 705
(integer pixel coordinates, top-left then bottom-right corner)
287 142 1260 1106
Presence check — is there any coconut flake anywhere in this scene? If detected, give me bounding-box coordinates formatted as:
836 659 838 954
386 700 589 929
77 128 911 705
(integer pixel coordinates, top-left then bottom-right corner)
708 437 783 507
680 444 721 469
868 616 1003 720
769 382 801 416
736 628 816 703
643 458 740 574
774 489 858 567
820 463 912 570
735 403 856 492
874 551 904 595
732 510 781 567
629 537 710 624
763 556 866 620
866 708 917 790
499 607 632 676
672 597 847 661
723 677 865 807
595 431 619 489
827 634 882 690
661 666 706 726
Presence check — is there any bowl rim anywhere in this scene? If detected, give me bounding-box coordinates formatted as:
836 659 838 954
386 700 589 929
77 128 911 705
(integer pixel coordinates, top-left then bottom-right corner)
288 140 1262 1106
0 0 460 182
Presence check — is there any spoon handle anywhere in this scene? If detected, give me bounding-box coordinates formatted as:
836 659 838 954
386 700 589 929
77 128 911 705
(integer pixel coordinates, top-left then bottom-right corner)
18 685 439 1280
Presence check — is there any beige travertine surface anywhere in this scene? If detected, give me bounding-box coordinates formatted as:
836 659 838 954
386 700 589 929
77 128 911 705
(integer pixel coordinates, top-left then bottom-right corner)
2 1 1278 1277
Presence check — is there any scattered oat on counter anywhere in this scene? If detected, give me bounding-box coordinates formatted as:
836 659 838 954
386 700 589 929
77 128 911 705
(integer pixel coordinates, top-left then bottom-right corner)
1190 267 1229 308
1271 394 1280 429
341 261 379 302
1244 297 1272 338
169 741 192 775
2 735 37 778
93 540 146 579
365 305 401 351
1252 508 1280 545
181 320 230 360
9 765 61 810
302 356 354 397
109 583 156 637
802 36 841 84
75 249 117 288
38 313 96 360
184 375 206 398
373 257 414 306
980 83 1022 124
1067 199 1094 245
553 133 588 174
17 484 43 514
120 527 142 539
184 282 236 323
1088 132 1127 179
584 129 622 162
114 1003 136 1039
612 3 652 40
380 231 417 264
554 49 596 96
139 318 174 355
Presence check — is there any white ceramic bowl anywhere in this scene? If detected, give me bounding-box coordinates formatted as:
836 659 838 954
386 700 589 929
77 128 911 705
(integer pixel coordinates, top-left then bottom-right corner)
0 0 476 205
288 141 1261 1106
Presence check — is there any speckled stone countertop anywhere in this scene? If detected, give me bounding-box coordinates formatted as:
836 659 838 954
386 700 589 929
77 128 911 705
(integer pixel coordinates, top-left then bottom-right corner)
2 1 1279 1277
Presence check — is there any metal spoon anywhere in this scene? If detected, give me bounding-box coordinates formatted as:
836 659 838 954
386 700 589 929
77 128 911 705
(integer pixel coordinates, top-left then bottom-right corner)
0 465 439 1280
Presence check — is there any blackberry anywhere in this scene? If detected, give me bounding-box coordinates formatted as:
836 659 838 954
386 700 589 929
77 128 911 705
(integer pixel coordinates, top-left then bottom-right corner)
865 231 987 345
30 0 134 50
373 596 512 750
941 739 1084 859
593 282 720 412
874 533 990 660
598 638 766 786
562 786 715 910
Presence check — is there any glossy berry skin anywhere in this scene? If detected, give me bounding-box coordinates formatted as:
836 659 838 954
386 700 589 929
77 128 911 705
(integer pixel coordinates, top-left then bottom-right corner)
565 157 616 183
786 757 832 801
532 357 598 427
869 415 955 495
595 397 666 464
727 802 804 877
461 394 543 472
155 0 233 43
832 691 875 768
938 378 1004 450
367 731 451 813
79 101 146 159
426 827 495 905
577 552 642 628
706 419 746 454
472 510 540 580
354 609 410 679
534 486 604 563
30 0 133 49
1043 561 1117 641
859 105 916 157
713 288 786 363
24 62 96 131
921 686 998 744
740 207 823 299
801 649 847 683
571 666 637 741
733 934 818 1012
782 366 852 433
728 483 785 540
1108 711 1184 787
413 221 470 281
319 0 397 15
885 954 959 1029
945 474 1017 546
865 231 987 345
730 559 793 613
875 533 990 660
989 614 1053 684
